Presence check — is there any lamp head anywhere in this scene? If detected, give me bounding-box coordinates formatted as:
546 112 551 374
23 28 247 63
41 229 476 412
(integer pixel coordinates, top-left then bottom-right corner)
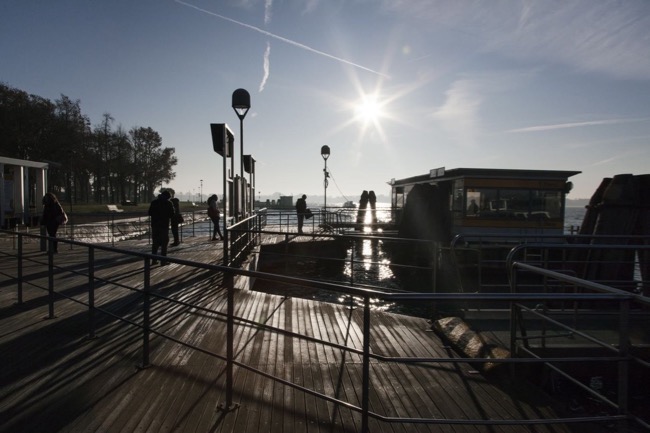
321 145 330 160
232 88 251 120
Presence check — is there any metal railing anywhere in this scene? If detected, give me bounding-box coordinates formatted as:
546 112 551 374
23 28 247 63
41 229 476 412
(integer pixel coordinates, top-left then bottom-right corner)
449 233 649 295
1 230 649 432
506 257 650 432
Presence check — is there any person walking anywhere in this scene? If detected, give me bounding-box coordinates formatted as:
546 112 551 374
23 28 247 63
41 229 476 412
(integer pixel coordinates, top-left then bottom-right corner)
207 194 223 241
170 192 183 246
41 192 67 253
296 194 307 234
148 190 175 265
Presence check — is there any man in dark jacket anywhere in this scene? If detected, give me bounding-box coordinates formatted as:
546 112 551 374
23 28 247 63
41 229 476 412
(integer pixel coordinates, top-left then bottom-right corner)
295 194 307 234
148 190 175 265
170 193 182 246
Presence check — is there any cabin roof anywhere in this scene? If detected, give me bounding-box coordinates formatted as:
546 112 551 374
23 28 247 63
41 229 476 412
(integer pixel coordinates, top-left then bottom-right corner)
389 167 581 187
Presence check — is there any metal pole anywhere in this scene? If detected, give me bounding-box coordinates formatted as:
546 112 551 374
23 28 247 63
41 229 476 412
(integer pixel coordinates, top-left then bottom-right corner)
140 259 152 369
361 294 370 433
239 118 244 219
87 247 96 340
324 158 327 217
16 234 23 305
617 299 630 432
48 243 55 319
219 270 239 412
223 141 229 266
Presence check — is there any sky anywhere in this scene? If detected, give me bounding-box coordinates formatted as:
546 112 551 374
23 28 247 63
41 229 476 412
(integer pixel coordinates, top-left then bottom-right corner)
1 0 649 203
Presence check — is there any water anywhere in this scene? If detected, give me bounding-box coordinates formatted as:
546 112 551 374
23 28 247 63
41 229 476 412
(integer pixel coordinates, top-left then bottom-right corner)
564 206 586 233
256 205 591 318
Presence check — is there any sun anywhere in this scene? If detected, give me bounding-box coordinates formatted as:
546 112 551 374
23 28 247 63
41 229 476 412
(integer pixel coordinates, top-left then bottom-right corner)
355 94 384 123
354 93 385 125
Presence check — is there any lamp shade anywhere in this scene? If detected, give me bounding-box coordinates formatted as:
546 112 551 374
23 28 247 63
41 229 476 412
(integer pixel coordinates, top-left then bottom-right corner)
321 145 330 160
232 88 251 119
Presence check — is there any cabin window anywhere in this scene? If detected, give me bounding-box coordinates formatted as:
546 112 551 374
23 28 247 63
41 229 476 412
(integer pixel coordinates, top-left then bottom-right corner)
464 187 562 220
531 190 562 219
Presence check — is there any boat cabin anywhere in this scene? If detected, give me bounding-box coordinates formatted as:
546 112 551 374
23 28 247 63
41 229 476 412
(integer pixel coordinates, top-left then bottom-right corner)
390 167 580 237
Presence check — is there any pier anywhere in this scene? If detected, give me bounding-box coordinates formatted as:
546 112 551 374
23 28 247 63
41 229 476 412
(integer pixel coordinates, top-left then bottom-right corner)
0 230 593 433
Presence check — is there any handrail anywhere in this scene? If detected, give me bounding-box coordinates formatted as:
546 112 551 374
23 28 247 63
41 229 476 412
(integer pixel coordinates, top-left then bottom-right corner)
507 258 650 431
2 229 649 432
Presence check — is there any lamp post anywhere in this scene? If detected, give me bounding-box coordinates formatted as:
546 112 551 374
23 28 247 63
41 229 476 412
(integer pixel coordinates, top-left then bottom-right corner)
232 89 251 218
321 145 330 222
200 179 203 204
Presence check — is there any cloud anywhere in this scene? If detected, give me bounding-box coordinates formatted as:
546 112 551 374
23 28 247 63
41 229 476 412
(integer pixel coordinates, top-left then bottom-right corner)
432 71 530 147
432 78 483 147
383 0 650 80
259 41 271 92
506 118 648 134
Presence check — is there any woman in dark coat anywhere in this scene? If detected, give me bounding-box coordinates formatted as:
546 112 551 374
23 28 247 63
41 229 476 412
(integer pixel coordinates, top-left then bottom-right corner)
41 192 66 253
207 194 223 241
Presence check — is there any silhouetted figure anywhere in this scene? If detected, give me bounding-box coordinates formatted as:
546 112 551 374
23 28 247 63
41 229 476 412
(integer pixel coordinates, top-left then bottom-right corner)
148 190 175 265
41 192 67 253
170 193 183 246
368 190 378 225
467 199 479 215
296 194 307 233
207 194 223 240
356 190 369 228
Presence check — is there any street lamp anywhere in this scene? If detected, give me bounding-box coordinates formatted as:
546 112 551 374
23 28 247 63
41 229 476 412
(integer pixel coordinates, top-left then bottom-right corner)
232 89 250 179
321 145 330 221
232 88 251 219
200 179 203 204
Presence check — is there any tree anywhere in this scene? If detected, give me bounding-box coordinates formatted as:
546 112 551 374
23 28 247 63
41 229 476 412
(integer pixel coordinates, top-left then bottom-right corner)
130 126 177 202
0 83 177 204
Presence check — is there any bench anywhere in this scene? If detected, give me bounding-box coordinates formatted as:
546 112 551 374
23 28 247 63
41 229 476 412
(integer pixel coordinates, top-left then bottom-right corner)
107 204 124 213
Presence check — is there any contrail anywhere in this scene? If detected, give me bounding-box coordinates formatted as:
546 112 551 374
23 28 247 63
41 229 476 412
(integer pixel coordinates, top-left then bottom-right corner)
506 118 647 133
175 0 389 78
264 0 273 25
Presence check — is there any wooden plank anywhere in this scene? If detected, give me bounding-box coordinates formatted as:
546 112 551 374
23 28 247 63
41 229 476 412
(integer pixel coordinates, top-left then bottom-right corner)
0 235 582 433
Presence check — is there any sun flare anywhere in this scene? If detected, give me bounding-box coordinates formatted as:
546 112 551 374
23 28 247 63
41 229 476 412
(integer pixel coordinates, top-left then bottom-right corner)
355 94 384 124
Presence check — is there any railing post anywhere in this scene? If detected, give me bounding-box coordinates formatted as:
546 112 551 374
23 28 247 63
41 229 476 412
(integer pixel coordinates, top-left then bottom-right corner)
16 233 23 305
219 269 239 412
431 241 438 293
87 247 96 340
361 294 370 433
140 259 152 369
617 298 630 432
509 263 518 379
350 242 355 285
47 241 55 319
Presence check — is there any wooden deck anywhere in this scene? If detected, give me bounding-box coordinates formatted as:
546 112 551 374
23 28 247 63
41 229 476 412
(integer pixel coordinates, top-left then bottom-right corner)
0 232 589 432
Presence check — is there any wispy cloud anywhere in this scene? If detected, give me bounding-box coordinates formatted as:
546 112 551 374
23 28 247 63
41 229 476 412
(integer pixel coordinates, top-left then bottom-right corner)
432 72 530 147
506 118 648 133
383 0 650 80
175 0 389 78
432 78 483 147
259 41 271 92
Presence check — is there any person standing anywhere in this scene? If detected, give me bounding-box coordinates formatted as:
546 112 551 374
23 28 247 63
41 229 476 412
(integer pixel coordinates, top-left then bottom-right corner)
207 194 223 241
296 194 307 234
148 190 175 265
170 193 183 246
41 192 67 253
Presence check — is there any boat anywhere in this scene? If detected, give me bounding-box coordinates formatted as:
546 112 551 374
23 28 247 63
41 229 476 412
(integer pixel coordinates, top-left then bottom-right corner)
341 200 356 208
